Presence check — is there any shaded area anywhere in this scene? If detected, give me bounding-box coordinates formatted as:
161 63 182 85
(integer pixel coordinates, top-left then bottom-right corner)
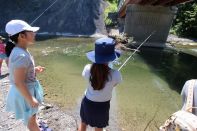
139 47 197 93
36 35 61 41
0 0 107 35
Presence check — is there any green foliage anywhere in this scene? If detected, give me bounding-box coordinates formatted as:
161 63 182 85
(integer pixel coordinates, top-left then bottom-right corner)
106 0 118 4
104 0 118 26
104 4 117 26
172 2 197 38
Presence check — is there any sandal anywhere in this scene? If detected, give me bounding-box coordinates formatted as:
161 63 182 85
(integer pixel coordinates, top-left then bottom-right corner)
39 121 52 131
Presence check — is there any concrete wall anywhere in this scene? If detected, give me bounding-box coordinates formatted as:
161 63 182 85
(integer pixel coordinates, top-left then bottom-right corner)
124 4 177 47
118 18 125 33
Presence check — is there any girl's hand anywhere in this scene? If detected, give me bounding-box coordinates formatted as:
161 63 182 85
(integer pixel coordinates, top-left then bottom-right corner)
29 97 39 108
35 66 45 73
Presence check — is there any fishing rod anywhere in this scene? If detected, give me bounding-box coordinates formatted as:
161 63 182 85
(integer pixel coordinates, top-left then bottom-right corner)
118 31 156 71
31 0 59 25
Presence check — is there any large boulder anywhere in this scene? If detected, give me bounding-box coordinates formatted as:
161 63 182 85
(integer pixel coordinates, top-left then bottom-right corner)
0 0 107 35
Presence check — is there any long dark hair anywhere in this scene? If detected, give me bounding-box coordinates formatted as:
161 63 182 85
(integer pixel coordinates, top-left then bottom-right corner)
5 31 26 57
90 63 111 90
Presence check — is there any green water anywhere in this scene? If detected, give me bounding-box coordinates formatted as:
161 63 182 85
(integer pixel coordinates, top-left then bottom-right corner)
30 38 197 131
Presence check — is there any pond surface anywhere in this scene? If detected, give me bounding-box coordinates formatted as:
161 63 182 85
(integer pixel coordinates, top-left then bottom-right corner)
30 38 197 131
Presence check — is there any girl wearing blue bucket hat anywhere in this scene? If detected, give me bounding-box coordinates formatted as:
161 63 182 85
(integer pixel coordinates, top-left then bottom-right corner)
79 37 122 131
5 20 45 131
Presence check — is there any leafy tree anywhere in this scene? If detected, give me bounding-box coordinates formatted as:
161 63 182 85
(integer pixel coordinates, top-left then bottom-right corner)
104 0 118 26
106 0 118 4
172 1 197 38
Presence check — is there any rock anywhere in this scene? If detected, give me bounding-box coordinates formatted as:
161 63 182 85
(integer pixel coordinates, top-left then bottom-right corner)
0 0 107 36
167 34 195 43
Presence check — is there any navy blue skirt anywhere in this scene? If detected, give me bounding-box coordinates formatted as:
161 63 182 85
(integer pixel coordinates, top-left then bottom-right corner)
80 96 110 128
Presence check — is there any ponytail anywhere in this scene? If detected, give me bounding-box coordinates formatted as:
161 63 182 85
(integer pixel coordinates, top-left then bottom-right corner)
5 40 15 57
90 63 111 90
5 31 26 57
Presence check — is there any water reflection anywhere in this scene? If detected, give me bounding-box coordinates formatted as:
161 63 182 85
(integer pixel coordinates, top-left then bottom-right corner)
140 47 197 93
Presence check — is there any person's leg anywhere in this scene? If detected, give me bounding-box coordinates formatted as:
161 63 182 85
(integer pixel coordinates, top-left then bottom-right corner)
78 122 87 131
27 114 40 131
0 59 3 75
95 127 103 131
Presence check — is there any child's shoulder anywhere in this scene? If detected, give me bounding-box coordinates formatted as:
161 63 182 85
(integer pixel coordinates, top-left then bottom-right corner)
185 79 197 87
84 64 92 70
82 64 92 78
11 47 29 59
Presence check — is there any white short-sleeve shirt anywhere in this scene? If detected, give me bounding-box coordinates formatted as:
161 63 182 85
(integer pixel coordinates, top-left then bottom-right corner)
82 64 122 102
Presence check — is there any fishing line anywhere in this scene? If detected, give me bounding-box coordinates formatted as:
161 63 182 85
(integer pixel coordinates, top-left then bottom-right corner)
31 0 59 25
117 31 181 111
30 1 81 129
118 31 156 71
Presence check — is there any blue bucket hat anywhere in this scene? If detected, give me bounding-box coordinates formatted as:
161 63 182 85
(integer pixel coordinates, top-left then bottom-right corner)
86 37 121 64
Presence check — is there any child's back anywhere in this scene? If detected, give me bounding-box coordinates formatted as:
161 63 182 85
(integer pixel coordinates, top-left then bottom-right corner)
82 64 122 102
